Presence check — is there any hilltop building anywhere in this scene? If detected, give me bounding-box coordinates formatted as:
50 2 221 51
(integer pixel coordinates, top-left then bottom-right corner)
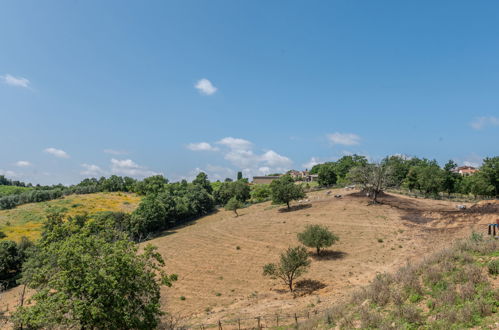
452 166 479 176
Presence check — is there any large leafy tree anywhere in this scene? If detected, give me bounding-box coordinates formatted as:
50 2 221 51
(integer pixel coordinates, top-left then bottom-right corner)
298 224 339 256
442 160 460 196
270 175 305 209
192 172 213 194
263 246 310 292
480 156 499 196
318 164 337 187
15 229 176 329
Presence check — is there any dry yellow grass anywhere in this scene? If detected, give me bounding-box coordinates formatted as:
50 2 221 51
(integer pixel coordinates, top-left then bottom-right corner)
0 192 141 241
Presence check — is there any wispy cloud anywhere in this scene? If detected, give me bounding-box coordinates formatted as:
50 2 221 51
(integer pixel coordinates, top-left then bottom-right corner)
195 78 217 95
110 158 158 178
327 132 361 146
15 161 32 167
217 137 252 150
302 157 320 170
44 147 70 158
1 74 30 88
80 164 104 176
186 142 219 151
470 116 499 130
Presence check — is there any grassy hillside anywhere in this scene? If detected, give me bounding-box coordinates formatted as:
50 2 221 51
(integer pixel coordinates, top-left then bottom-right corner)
0 185 32 197
299 235 499 329
0 192 141 241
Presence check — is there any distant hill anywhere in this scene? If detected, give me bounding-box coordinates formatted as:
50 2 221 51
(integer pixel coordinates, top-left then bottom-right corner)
0 192 141 241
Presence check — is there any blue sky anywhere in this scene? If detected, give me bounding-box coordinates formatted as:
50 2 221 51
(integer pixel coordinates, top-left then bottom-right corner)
1 0 498 185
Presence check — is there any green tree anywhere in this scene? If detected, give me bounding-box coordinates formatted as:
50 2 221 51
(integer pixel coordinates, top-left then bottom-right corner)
348 163 394 203
250 184 271 203
297 224 339 256
133 175 168 195
213 180 250 205
270 175 306 209
442 160 459 196
416 162 444 197
460 174 494 198
263 246 310 292
225 197 244 217
192 172 213 194
480 156 499 196
237 171 243 181
318 164 337 187
15 231 176 329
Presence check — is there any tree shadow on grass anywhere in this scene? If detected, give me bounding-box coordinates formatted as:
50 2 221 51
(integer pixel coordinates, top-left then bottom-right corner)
310 250 347 261
294 279 327 296
278 203 312 213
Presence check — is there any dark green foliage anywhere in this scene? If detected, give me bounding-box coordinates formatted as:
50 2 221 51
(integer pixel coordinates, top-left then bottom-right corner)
193 172 213 194
317 164 337 187
442 160 460 195
480 156 499 196
132 175 168 195
213 180 250 205
129 181 214 240
488 259 499 275
263 246 310 292
0 237 33 290
311 155 368 184
237 171 243 181
14 218 176 330
269 175 305 209
297 224 339 255
459 173 495 198
250 184 271 203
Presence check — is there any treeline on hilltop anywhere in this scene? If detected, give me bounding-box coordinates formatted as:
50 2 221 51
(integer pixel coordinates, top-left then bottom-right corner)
311 155 499 199
0 175 138 210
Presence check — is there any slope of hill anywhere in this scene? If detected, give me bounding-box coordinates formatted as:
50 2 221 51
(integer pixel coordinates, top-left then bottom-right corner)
137 189 492 328
0 192 141 241
299 235 499 329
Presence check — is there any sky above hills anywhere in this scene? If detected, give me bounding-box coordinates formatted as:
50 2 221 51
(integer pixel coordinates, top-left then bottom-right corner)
1 0 498 185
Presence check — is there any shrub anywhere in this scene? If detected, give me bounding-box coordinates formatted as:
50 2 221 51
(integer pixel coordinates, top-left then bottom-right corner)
297 224 339 256
488 259 499 275
225 197 244 217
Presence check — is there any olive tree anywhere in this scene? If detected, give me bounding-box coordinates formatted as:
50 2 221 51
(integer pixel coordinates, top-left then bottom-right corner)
225 196 243 217
263 246 310 292
348 163 394 203
298 224 339 256
270 175 305 209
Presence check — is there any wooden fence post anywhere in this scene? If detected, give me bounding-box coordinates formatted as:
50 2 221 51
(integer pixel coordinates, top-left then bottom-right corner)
294 313 298 324
238 318 241 330
276 314 279 326
218 319 222 330
257 316 261 329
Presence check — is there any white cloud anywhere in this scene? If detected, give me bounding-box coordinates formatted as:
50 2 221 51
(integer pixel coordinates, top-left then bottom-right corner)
104 149 129 155
15 161 32 167
217 137 252 150
260 150 292 168
186 142 219 151
80 164 104 176
470 116 499 130
1 74 30 88
327 132 361 146
110 158 158 178
195 78 217 95
302 157 320 170
44 147 70 158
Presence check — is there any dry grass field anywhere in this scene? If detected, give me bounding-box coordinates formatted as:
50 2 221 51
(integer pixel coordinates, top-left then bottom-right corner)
0 188 496 328
147 189 496 327
0 192 141 241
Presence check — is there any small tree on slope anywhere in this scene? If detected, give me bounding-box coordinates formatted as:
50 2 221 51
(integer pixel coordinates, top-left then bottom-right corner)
263 246 310 292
